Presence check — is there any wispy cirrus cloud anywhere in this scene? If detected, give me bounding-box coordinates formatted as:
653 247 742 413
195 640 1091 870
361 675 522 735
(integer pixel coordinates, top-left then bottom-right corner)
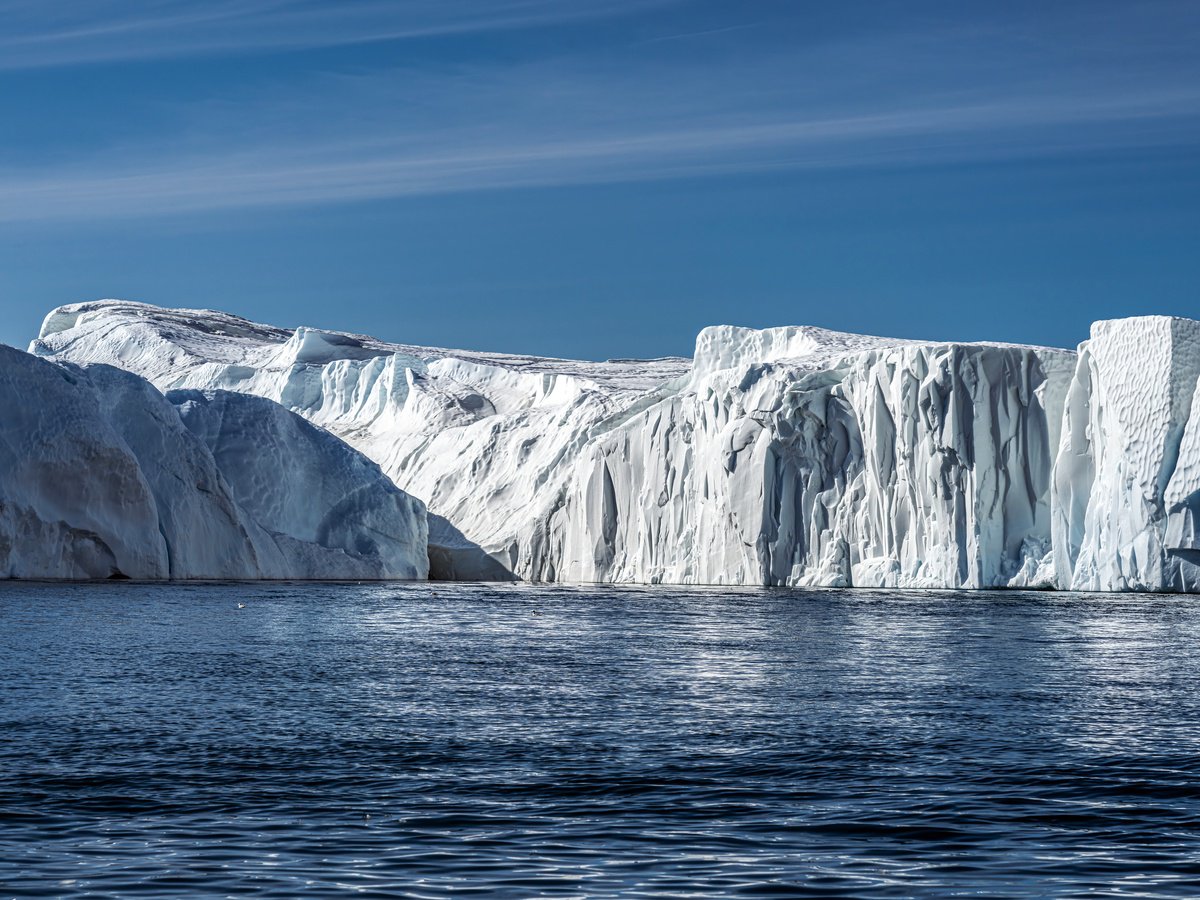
2 2 1198 224
3 80 1197 223
0 0 672 68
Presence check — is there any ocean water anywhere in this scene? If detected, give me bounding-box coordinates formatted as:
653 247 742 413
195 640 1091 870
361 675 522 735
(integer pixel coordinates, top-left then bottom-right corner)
2 583 1200 898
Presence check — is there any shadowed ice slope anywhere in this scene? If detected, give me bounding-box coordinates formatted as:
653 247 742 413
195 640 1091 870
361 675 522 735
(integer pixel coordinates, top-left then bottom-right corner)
170 389 428 580
0 342 426 580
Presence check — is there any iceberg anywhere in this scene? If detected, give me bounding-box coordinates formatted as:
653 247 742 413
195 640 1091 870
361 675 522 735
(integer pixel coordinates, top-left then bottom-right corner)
31 300 1200 591
0 342 427 580
1052 317 1200 591
544 327 1075 588
34 300 688 580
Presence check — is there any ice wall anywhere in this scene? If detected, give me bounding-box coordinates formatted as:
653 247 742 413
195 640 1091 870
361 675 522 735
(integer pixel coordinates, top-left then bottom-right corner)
0 345 258 579
541 331 1075 588
1052 317 1200 591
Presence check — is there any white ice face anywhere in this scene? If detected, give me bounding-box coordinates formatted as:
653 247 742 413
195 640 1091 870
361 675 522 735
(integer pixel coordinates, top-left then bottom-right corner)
1052 317 1200 591
545 340 1076 589
0 341 427 581
30 300 1200 591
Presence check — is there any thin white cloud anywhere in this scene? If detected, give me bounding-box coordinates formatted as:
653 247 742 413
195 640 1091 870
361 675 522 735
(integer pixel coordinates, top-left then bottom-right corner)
2 85 1198 223
0 0 673 68
2 3 1198 223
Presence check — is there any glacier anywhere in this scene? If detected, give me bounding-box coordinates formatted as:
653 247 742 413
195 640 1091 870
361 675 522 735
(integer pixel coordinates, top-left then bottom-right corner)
29 299 1200 591
0 342 427 580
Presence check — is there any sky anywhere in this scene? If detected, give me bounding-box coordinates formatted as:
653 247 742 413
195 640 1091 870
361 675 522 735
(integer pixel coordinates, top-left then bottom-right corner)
1 0 1198 359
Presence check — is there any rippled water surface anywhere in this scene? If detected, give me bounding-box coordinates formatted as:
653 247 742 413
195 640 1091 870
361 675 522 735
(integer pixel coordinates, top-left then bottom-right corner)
3 583 1200 897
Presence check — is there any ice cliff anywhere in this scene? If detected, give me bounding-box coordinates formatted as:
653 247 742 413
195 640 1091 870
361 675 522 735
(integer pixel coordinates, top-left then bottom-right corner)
544 329 1075 588
31 300 1200 591
1052 317 1200 591
0 343 427 580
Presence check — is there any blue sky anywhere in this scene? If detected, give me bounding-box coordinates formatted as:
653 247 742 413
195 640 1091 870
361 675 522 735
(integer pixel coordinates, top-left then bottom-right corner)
1 0 1198 358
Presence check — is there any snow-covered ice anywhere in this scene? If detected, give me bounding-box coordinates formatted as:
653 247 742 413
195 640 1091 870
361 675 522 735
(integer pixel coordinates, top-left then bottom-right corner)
30 299 1200 591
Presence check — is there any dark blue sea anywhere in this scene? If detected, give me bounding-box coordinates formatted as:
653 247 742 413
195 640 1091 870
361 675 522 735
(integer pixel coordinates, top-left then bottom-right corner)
3 583 1200 898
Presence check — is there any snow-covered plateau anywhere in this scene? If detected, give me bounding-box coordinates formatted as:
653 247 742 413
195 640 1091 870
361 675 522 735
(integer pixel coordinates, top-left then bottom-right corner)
26 299 1200 591
0 342 427 580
